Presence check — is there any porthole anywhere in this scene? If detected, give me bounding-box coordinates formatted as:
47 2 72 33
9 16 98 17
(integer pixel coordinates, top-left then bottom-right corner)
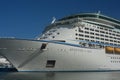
57 32 60 35
76 37 78 39
76 33 78 36
52 36 55 38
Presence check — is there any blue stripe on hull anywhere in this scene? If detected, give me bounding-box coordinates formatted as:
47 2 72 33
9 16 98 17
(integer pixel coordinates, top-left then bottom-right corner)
40 40 81 48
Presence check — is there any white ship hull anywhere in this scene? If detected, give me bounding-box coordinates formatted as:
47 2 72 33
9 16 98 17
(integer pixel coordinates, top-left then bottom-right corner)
0 39 120 71
1 13 120 71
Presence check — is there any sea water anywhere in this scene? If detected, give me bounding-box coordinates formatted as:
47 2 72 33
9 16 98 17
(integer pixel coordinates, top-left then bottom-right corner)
0 71 120 80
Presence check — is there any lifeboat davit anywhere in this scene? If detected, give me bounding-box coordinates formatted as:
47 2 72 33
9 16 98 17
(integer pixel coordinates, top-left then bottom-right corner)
114 48 120 54
105 47 114 53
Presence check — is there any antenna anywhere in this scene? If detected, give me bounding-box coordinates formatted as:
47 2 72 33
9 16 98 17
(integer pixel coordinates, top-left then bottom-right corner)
97 11 101 14
51 17 56 24
97 11 101 18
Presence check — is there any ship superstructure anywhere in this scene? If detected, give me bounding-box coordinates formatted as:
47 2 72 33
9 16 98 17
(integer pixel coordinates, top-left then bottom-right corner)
0 13 120 71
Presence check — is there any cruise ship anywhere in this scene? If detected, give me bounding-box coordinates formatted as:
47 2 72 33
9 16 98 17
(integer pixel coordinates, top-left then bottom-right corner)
0 13 120 71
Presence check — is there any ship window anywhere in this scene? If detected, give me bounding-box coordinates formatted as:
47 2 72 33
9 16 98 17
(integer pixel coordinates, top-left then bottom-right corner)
113 31 116 33
85 27 89 30
110 40 113 42
76 33 78 36
114 37 116 39
90 36 94 38
116 34 119 36
57 32 60 35
106 32 108 34
100 34 104 36
76 37 78 39
112 34 115 36
117 32 120 34
105 42 109 44
46 60 56 68
109 30 112 32
48 33 51 35
85 39 89 41
95 30 99 32
110 36 113 38
85 35 89 38
105 35 108 37
95 33 99 35
96 37 99 39
100 27 103 30
91 40 94 42
85 31 89 34
110 43 113 45
105 28 108 31
101 38 104 40
79 34 83 36
90 32 94 35
109 33 112 35
118 35 120 37
114 40 117 42
101 42 104 44
52 36 55 38
90 29 94 31
96 41 99 43
79 38 83 40
79 29 83 32
105 39 109 41
100 31 105 33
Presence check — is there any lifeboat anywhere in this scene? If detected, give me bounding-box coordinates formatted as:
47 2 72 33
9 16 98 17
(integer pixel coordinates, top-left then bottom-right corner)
105 47 114 53
114 48 120 54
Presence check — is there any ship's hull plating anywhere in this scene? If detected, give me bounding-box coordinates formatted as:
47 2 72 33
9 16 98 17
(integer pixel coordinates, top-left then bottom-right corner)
0 39 120 71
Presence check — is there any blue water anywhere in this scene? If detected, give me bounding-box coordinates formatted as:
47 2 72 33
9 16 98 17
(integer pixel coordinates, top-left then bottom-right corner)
0 72 120 80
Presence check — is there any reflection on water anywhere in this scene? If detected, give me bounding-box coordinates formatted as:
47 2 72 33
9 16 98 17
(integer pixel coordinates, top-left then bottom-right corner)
0 72 120 80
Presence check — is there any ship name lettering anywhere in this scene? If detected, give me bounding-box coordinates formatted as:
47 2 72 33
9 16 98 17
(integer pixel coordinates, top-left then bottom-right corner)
17 48 37 51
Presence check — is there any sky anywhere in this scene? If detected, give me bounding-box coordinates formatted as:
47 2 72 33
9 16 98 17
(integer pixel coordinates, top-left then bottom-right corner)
0 0 120 39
